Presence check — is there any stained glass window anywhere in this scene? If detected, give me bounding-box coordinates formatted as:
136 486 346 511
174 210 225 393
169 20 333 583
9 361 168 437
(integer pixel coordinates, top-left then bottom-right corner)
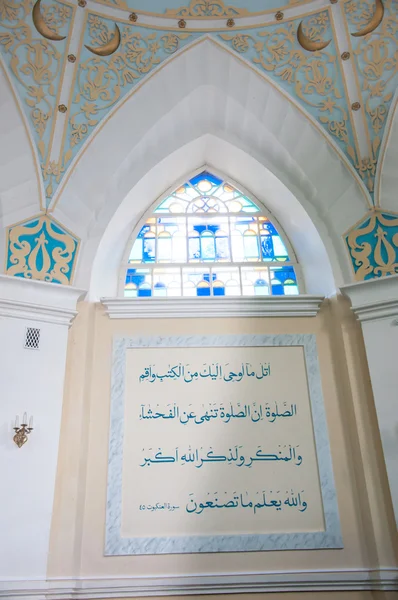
122 171 300 298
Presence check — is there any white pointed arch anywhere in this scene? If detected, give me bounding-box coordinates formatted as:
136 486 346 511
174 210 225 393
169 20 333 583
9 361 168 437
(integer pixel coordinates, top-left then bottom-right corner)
118 165 303 298
52 37 369 298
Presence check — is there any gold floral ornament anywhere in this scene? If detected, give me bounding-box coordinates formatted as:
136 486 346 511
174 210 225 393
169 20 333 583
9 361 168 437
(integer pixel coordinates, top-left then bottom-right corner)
6 214 80 285
85 23 121 56
32 0 65 41
350 0 384 36
219 13 358 173
297 20 331 51
165 0 249 17
65 17 192 161
0 0 72 202
344 0 397 194
345 209 398 280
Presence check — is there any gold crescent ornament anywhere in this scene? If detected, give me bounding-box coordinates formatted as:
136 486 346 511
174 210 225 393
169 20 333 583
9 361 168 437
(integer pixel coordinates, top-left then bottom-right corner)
351 0 384 37
32 0 66 41
85 24 121 56
297 21 331 52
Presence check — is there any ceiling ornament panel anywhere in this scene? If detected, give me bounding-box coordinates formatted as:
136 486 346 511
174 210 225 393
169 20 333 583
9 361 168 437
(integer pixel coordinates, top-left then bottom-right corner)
1 0 396 208
345 208 398 280
0 0 397 285
6 213 80 284
343 0 397 196
0 0 74 199
62 17 195 188
218 11 358 181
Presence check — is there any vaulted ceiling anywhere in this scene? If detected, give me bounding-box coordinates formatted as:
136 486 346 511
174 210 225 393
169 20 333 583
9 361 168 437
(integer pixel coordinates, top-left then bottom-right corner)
0 0 397 288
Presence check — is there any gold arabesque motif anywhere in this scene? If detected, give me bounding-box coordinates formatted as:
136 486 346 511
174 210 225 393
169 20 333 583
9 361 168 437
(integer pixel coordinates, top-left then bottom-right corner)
350 0 384 36
344 0 397 194
85 22 121 55
67 17 191 156
219 12 358 171
0 0 72 197
165 0 249 17
32 0 66 41
297 20 331 51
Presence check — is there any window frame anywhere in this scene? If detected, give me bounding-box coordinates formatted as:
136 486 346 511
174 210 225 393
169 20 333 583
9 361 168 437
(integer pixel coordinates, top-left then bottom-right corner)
118 166 304 297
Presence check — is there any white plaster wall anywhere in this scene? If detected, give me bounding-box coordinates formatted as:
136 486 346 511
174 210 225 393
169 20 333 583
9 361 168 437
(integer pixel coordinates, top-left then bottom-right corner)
0 317 68 579
0 277 84 581
341 275 398 528
359 318 398 524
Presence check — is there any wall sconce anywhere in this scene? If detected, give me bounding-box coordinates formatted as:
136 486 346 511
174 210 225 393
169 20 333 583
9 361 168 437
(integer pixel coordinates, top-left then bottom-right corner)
13 413 34 448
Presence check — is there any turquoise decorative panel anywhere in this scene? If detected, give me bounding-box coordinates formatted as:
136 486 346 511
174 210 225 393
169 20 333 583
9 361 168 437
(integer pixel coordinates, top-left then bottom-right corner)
344 0 398 195
345 209 398 280
0 0 74 201
6 214 80 284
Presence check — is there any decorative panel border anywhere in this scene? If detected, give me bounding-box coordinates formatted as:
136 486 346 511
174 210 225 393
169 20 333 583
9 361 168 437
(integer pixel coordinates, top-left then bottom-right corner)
106 333 342 555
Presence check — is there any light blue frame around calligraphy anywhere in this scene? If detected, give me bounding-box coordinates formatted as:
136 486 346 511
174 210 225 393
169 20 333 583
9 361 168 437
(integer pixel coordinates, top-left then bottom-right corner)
106 334 342 555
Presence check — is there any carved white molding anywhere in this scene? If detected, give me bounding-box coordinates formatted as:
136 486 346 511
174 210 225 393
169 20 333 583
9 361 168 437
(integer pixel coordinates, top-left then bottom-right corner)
340 274 398 323
101 296 324 319
0 275 86 327
1 568 397 598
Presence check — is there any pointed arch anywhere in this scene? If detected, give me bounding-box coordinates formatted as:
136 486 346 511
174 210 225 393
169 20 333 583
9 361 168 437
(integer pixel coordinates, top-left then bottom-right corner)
52 38 369 296
120 167 301 299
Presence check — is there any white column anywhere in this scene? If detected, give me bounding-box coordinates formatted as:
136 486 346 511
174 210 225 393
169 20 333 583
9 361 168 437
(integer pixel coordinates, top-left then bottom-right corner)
341 274 398 527
0 275 85 585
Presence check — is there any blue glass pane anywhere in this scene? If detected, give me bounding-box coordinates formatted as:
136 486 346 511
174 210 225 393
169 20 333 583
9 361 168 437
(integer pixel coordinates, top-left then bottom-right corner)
189 171 222 187
261 234 274 260
143 237 155 262
197 285 211 296
189 236 200 260
271 266 297 295
201 234 216 260
138 288 152 297
214 285 225 296
126 269 146 287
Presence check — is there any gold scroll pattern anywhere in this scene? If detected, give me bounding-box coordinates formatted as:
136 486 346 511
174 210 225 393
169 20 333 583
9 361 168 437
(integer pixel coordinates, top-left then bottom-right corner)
219 13 359 172
344 0 398 194
65 17 192 160
345 209 398 280
0 0 72 169
6 214 79 284
165 0 250 17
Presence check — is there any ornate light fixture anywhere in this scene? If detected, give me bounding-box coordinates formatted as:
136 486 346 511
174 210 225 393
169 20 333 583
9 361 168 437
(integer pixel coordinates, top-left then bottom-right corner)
13 413 34 448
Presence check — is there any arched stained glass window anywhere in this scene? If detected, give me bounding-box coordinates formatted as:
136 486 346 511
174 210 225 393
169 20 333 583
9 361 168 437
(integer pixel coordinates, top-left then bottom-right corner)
122 171 301 298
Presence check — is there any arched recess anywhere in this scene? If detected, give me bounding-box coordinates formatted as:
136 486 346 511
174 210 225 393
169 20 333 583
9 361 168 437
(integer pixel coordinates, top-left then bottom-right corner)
52 38 370 298
377 93 398 212
0 66 42 270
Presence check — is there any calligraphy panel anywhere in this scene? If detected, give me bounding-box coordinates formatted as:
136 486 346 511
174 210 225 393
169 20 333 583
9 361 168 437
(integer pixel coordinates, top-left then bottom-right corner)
106 335 342 554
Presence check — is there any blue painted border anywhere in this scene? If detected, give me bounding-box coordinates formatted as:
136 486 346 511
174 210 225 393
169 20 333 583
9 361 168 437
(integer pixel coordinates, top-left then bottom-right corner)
105 334 342 555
